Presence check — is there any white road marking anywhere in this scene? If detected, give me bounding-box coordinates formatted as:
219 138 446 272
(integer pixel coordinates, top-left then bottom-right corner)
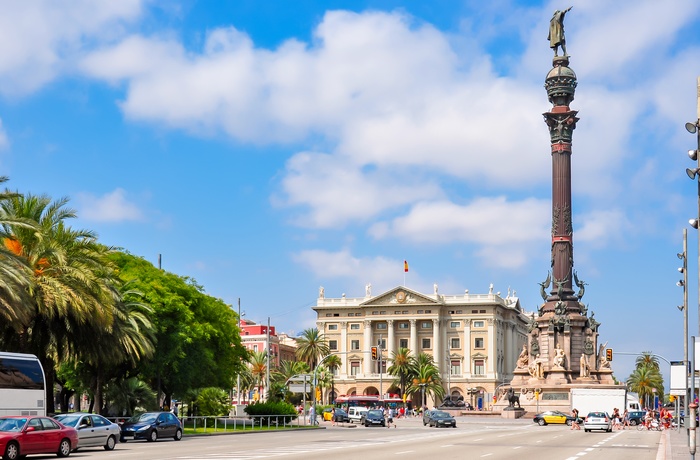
480 454 493 457
395 451 413 455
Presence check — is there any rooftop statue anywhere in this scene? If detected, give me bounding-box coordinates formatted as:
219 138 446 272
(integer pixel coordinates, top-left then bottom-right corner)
548 7 572 57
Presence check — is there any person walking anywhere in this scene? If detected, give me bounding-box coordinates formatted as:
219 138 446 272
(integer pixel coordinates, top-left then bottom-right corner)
622 409 630 430
571 408 580 430
331 407 337 426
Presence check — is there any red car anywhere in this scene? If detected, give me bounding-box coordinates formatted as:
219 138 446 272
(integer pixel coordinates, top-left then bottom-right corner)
0 415 79 459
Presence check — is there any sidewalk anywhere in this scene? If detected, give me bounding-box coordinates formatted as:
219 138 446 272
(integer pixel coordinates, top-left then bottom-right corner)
665 427 695 460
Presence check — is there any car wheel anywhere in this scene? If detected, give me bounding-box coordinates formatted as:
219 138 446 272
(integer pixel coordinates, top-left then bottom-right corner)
537 419 546 426
104 435 117 451
148 430 158 442
57 439 72 457
566 420 572 426
174 428 182 441
364 422 369 427
630 420 637 426
607 428 612 433
423 421 427 426
4 442 19 460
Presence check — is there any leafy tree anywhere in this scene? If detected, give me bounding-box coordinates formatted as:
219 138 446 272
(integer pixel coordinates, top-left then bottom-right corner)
628 365 664 408
196 387 231 416
324 355 342 402
295 328 329 369
407 354 444 407
249 351 268 399
104 377 157 416
635 352 660 371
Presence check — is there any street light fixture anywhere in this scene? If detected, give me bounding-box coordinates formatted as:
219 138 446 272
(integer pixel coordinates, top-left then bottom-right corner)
679 232 689 423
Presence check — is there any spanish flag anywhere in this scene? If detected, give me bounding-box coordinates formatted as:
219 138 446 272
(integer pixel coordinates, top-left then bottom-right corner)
404 260 409 272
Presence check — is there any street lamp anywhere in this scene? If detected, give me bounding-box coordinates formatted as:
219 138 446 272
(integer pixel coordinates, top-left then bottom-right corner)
679 234 689 420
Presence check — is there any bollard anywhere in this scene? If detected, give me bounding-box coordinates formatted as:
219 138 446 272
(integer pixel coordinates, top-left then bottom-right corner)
690 402 697 457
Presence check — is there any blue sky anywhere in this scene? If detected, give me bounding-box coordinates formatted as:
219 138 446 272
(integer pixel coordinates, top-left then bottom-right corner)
1 0 699 385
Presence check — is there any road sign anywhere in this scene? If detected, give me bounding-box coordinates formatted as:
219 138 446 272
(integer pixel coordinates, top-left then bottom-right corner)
287 374 312 393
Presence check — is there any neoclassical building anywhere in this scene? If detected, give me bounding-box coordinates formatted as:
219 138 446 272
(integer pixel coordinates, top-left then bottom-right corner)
313 284 531 408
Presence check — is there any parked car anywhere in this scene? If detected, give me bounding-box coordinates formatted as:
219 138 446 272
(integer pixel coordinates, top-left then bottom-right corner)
322 408 333 422
348 407 368 424
54 413 120 451
533 410 576 426
426 411 456 428
583 411 612 432
422 410 434 426
363 409 386 427
0 415 79 459
119 412 182 442
627 411 646 426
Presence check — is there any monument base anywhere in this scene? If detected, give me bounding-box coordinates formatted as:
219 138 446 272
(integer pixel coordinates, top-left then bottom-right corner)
501 408 526 419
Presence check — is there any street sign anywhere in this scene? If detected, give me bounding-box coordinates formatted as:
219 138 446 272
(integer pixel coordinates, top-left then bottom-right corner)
287 374 312 393
670 361 686 394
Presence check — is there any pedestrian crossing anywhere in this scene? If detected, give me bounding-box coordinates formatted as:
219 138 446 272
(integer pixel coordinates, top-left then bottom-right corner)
176 430 465 459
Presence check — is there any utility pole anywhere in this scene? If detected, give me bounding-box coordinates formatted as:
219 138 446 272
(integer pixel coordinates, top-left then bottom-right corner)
266 316 271 402
378 335 383 401
446 348 451 400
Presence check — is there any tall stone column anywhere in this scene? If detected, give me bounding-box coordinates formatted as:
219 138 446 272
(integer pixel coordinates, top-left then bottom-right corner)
364 320 372 375
387 319 395 359
340 322 348 377
410 319 418 354
463 322 471 377
433 319 441 373
487 319 495 376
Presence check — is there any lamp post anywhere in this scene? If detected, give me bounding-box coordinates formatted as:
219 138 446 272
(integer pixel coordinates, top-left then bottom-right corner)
236 298 245 409
679 232 689 421
687 77 700 336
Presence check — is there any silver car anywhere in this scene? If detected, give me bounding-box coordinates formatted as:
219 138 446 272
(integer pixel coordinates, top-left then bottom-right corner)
583 411 612 432
54 412 120 450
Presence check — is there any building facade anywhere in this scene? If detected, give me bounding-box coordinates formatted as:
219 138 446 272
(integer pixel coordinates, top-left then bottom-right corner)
314 285 530 408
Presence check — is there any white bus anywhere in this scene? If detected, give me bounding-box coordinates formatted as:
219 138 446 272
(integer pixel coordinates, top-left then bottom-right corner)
0 352 46 416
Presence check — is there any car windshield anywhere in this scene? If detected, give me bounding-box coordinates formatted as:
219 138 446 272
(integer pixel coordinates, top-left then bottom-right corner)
588 412 606 418
53 415 81 427
433 412 451 419
0 418 27 432
367 410 383 417
128 413 158 423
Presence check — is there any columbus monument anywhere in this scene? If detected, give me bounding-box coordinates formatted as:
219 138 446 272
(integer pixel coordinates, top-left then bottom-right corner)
498 8 621 413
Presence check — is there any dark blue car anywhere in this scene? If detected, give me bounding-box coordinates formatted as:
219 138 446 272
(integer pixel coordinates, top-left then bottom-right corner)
120 412 182 442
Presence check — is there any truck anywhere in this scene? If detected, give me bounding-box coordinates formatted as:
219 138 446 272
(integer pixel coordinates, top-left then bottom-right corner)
570 388 640 417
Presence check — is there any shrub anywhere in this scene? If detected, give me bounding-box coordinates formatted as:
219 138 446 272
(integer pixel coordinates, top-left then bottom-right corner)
196 387 231 416
244 401 298 426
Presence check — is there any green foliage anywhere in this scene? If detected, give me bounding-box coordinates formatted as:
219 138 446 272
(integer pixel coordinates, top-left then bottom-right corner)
244 401 298 426
196 387 231 416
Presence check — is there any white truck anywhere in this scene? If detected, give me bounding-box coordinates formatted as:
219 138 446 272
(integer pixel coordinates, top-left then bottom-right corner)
570 388 640 416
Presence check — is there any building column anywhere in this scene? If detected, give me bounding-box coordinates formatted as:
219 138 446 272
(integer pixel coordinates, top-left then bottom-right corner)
340 322 348 377
433 319 441 373
463 322 471 377
410 319 418 354
487 319 495 376
364 320 373 375
387 319 395 359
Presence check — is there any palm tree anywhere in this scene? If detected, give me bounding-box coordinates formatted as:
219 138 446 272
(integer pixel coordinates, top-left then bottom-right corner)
388 347 413 397
295 328 330 369
628 365 663 408
325 354 342 403
0 193 116 413
249 351 268 400
407 355 444 408
272 360 310 385
635 352 660 371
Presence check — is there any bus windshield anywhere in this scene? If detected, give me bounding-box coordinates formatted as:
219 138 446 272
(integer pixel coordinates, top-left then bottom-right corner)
0 353 46 416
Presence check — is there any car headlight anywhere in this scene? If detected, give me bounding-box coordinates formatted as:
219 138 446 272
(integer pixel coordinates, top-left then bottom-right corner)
136 426 149 432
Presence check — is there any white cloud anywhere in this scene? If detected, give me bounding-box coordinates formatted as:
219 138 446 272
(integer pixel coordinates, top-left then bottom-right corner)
293 248 402 289
0 1 144 97
76 188 143 222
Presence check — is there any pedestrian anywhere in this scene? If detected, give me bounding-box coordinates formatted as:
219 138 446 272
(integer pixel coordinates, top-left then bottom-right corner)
309 405 317 426
612 408 621 430
622 409 629 430
571 408 580 430
331 407 336 426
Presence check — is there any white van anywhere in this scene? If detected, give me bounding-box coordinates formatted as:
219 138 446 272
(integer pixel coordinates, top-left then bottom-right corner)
347 407 368 424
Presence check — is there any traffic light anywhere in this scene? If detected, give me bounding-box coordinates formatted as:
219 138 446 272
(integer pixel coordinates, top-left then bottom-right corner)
371 346 378 360
606 348 613 361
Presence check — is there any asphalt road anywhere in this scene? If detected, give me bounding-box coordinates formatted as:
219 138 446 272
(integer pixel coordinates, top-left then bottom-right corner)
44 415 663 460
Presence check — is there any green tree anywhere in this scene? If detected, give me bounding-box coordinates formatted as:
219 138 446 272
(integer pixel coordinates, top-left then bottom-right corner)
324 354 342 403
388 347 414 397
295 328 329 369
104 377 157 416
407 354 444 407
635 352 660 371
196 387 231 416
628 365 663 408
249 351 268 400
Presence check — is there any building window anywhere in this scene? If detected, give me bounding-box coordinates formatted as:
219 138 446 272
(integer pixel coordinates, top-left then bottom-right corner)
474 359 485 375
350 323 360 330
421 321 431 329
376 323 387 330
456 310 462 314
451 338 460 349
399 339 408 348
451 360 461 375
328 324 338 330
471 310 478 313
473 321 484 328
356 312 363 317
480 310 486 313
450 321 460 328
394 311 401 314
417 310 423 314
422 338 431 349
348 313 354 317
351 340 360 350
253 345 258 352
372 311 379 315
402 311 408 314
398 322 409 329
329 340 338 351
380 311 386 315
326 313 332 317
351 361 360 376
475 337 484 349
425 310 431 314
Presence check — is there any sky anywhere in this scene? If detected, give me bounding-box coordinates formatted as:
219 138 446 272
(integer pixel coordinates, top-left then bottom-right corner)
1 0 699 387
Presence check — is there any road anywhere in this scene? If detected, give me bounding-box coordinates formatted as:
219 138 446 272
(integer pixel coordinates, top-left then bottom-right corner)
53 415 663 460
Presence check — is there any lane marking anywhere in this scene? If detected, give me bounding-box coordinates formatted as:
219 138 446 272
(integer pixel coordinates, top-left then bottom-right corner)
395 451 413 455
